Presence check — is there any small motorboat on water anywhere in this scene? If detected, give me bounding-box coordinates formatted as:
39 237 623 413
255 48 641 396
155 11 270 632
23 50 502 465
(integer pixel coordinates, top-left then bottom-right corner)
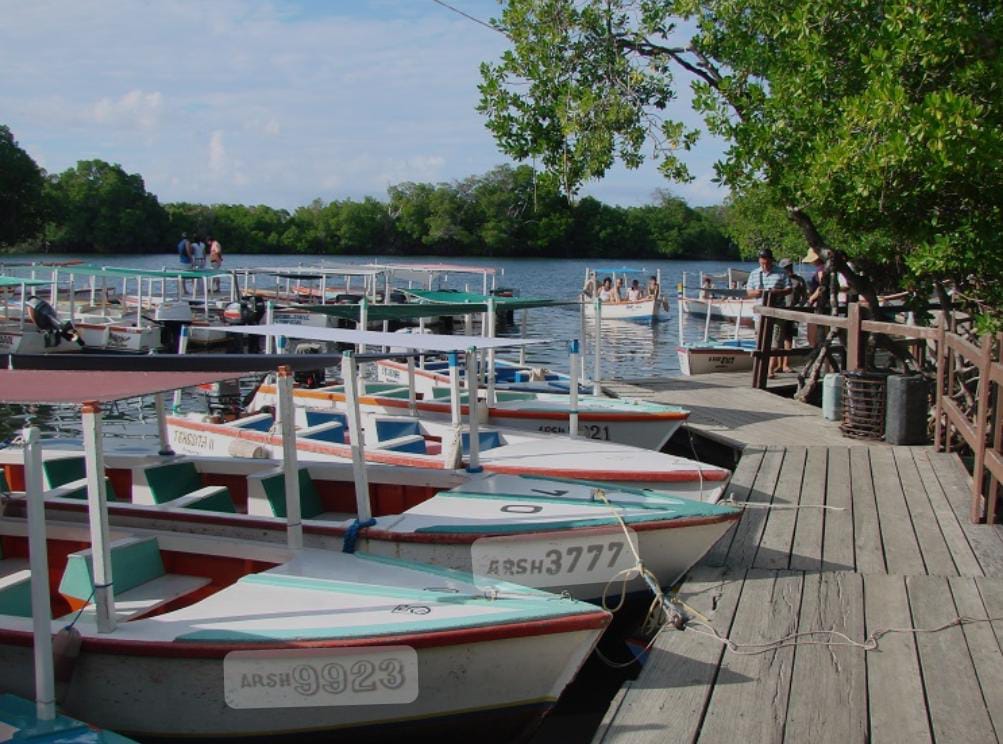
581 266 669 324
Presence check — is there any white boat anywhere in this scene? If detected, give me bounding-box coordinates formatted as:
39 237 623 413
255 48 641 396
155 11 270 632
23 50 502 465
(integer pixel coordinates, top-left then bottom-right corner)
679 269 756 327
0 276 84 355
0 451 740 602
0 367 610 740
581 266 669 324
249 379 689 451
377 356 587 395
678 338 758 375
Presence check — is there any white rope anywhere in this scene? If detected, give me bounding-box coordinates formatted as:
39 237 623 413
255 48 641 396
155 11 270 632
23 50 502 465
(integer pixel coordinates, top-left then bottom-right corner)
726 499 846 511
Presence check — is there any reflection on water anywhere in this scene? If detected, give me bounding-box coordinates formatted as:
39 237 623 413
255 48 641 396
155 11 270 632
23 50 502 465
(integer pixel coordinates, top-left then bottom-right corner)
0 253 764 447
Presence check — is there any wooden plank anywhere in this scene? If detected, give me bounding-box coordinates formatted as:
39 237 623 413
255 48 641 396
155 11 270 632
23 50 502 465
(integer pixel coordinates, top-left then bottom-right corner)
702 447 766 567
724 447 785 569
928 451 1003 576
598 564 747 744
698 570 801 743
823 446 855 571
784 572 867 743
908 574 996 743
911 448 984 578
869 447 925 574
949 577 1003 741
863 574 932 744
754 447 806 570
592 682 631 744
893 446 957 576
789 447 827 572
850 447 886 574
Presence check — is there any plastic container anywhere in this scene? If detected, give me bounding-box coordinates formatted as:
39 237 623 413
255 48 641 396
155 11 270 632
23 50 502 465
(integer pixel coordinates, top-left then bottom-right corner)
885 375 930 445
822 373 843 422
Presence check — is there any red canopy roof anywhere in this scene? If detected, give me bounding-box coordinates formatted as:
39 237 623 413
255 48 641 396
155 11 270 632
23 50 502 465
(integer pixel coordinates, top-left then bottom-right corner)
0 370 242 405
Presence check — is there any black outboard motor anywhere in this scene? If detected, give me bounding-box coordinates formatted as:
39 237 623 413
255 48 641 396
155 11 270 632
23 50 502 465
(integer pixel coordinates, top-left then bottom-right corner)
292 343 326 388
26 296 84 348
223 295 266 353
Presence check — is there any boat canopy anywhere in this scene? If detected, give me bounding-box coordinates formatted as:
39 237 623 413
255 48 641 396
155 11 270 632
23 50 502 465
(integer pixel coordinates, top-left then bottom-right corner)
41 263 229 280
406 289 570 309
0 276 52 288
302 293 571 321
591 267 650 274
0 369 242 405
223 322 549 352
243 265 390 279
381 262 499 278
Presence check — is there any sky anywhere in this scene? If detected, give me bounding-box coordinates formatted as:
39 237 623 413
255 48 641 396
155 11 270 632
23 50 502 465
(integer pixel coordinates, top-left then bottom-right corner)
1 0 729 211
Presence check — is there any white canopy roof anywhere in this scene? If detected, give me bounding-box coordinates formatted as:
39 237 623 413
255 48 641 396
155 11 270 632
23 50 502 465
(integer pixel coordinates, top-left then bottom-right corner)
222 323 549 352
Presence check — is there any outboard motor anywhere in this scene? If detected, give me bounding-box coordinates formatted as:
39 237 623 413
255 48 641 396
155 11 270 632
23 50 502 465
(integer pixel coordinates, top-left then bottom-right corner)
197 379 243 420
292 343 326 388
223 295 266 353
26 296 84 348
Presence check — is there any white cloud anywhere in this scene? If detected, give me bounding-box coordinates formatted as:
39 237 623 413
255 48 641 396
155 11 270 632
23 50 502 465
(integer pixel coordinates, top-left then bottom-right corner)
208 130 225 175
90 89 164 131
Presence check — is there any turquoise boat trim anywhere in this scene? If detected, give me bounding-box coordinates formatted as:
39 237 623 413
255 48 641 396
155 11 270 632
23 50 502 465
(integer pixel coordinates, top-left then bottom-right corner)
0 693 138 743
436 490 738 518
412 511 704 534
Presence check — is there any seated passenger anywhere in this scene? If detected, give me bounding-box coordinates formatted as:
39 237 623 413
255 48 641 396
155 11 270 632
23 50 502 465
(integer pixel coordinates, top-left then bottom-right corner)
627 279 643 302
598 277 616 302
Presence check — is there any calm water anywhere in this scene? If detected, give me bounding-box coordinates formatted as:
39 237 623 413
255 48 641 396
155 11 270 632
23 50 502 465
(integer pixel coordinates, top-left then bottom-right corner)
1 253 760 445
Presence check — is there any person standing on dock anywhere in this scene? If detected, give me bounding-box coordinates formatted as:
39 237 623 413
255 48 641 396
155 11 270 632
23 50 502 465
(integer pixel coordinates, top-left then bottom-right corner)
177 232 193 293
746 248 790 377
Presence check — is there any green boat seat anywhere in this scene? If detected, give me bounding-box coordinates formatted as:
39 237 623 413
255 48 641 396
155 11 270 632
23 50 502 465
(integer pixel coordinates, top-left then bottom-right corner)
41 455 117 501
246 466 348 521
371 416 422 442
131 460 230 507
374 434 428 455
0 562 32 617
298 419 345 444
462 430 503 454
58 536 209 622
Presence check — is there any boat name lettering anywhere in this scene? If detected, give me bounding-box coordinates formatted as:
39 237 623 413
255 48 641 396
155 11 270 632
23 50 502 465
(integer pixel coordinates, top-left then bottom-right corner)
224 646 419 708
172 430 214 451
583 424 610 440
537 425 568 434
0 334 14 349
499 504 543 514
391 604 431 615
483 542 626 577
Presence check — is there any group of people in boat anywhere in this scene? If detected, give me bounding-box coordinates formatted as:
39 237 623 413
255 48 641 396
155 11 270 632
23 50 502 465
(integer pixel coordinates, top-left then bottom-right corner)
582 273 660 304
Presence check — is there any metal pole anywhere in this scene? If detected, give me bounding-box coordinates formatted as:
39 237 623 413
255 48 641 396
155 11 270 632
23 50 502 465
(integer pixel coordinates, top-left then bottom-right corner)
519 308 527 366
276 366 303 550
568 340 580 439
593 297 602 396
265 301 275 354
154 393 173 456
465 349 482 472
406 355 418 417
486 297 497 406
23 427 56 721
341 352 372 522
82 402 116 633
171 325 190 413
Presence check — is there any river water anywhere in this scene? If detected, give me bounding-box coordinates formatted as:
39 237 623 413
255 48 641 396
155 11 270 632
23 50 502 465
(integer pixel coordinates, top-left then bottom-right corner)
1 253 758 445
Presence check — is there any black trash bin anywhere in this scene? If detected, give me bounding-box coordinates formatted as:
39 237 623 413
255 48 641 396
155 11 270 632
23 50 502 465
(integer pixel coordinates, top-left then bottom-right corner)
840 371 889 440
885 374 931 445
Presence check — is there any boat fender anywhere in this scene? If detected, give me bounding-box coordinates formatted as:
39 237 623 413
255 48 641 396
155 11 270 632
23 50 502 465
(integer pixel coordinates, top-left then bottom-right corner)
341 517 377 553
227 439 269 459
52 625 82 702
26 296 84 346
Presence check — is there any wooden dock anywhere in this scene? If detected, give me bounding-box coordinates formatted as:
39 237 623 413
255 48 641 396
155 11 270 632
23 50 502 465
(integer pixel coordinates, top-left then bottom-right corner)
606 373 856 449
593 445 1003 743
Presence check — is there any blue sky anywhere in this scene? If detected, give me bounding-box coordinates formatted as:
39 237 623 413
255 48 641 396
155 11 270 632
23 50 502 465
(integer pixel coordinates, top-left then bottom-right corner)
1 0 728 210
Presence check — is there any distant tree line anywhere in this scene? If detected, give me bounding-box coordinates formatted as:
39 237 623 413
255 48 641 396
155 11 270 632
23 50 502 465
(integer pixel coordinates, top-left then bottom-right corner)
0 125 738 259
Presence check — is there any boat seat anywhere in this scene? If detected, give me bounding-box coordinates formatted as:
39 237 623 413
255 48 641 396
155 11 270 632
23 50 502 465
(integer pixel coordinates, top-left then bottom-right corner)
371 416 422 442
155 489 236 513
231 413 274 432
41 455 117 501
0 553 32 618
131 460 231 507
374 434 427 455
246 466 345 520
58 536 209 622
462 430 503 454
303 410 347 428
298 420 345 444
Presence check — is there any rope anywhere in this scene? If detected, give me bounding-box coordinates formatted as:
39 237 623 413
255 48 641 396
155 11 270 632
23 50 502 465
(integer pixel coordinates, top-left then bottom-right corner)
63 586 98 631
726 499 846 511
341 517 377 553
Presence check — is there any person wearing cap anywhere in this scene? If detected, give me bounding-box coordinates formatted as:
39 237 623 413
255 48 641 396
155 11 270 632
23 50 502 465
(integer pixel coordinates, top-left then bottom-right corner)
746 248 790 377
803 247 828 346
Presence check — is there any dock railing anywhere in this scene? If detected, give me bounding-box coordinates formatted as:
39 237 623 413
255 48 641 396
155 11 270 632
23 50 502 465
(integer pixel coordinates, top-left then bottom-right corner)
756 299 1003 523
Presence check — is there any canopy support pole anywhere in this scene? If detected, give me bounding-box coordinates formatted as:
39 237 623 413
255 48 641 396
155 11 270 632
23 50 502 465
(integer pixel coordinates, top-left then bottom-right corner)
465 349 482 472
154 393 173 456
82 402 116 634
23 427 55 721
519 308 527 366
593 298 602 396
568 340 580 439
276 365 303 551
171 324 190 413
407 356 418 417
341 352 372 521
265 301 275 354
486 297 497 406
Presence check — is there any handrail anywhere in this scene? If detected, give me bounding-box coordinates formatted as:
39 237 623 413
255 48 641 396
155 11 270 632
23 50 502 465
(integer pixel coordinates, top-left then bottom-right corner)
755 298 1003 523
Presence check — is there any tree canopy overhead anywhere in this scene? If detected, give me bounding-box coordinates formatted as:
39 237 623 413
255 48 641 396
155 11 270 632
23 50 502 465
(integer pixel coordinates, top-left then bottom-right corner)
480 0 1003 321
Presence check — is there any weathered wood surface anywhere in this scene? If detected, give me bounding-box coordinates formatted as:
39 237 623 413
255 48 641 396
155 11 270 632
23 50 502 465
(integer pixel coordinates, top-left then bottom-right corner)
606 375 853 449
596 445 1003 744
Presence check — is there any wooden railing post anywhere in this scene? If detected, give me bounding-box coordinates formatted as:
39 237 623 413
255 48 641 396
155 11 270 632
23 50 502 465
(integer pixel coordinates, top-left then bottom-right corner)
971 334 993 523
752 292 775 389
989 332 1003 523
934 314 946 451
846 302 865 372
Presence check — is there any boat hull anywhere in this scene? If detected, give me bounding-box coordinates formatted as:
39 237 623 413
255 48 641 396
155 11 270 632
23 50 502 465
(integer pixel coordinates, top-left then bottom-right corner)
582 297 668 323
680 297 756 326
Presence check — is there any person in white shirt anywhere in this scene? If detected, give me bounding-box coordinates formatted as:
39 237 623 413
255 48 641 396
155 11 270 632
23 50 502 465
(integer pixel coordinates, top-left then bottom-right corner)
627 279 643 302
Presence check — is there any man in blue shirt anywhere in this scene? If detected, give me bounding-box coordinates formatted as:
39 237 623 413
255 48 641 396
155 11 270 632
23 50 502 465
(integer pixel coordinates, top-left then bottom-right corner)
746 248 790 377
